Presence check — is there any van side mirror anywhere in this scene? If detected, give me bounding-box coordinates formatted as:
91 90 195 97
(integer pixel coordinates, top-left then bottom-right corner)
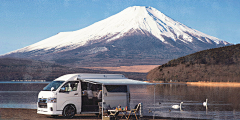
51 87 54 91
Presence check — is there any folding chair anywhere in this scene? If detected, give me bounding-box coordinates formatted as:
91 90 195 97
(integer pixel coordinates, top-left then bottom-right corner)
127 103 141 120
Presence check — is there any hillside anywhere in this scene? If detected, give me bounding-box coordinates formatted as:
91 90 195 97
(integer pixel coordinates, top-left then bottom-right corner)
0 58 147 81
147 44 240 82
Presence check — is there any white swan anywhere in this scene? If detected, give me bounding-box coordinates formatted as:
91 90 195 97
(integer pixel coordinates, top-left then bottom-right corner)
203 99 208 106
172 102 183 109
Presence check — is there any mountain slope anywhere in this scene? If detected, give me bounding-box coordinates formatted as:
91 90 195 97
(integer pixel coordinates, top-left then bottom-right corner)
147 44 240 82
2 6 231 67
0 58 147 81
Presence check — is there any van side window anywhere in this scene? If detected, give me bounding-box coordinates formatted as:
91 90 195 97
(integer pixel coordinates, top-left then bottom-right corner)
61 81 79 92
105 85 127 92
81 82 88 90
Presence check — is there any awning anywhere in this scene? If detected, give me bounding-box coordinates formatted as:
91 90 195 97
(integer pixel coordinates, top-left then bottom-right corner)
81 78 154 85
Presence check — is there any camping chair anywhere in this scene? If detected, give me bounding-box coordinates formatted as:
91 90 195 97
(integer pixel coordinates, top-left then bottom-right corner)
127 103 141 120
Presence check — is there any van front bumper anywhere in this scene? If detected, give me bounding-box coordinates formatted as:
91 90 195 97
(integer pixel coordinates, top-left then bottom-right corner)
37 108 62 115
37 103 62 115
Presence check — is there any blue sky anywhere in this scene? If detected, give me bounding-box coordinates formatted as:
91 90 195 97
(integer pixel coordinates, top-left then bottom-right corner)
0 0 240 55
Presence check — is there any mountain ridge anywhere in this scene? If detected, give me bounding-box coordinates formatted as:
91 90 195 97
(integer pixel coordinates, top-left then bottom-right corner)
1 6 231 67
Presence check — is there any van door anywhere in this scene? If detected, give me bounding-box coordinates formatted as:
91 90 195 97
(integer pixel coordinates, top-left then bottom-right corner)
57 81 81 111
81 82 102 112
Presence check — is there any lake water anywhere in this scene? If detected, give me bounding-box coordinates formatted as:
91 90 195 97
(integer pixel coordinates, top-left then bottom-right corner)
0 82 240 119
130 84 240 119
0 82 48 109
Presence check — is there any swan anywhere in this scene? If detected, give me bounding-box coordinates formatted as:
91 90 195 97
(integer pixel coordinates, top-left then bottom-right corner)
172 102 183 109
203 99 208 106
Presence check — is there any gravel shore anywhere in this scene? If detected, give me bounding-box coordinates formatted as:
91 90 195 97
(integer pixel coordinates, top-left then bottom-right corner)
0 108 171 120
0 108 103 120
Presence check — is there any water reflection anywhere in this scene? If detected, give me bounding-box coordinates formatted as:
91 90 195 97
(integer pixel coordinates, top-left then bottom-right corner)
129 84 240 119
0 82 46 109
0 91 39 109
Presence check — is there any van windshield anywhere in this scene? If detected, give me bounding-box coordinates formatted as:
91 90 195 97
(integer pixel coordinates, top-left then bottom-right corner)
43 81 64 91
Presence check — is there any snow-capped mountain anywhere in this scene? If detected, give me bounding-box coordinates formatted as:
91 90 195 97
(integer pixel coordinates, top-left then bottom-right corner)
2 6 231 67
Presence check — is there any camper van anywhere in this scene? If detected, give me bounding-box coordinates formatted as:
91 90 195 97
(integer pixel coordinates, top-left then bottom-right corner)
37 73 150 118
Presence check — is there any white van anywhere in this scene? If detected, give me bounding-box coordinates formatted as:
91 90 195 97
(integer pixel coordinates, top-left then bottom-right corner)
37 73 150 118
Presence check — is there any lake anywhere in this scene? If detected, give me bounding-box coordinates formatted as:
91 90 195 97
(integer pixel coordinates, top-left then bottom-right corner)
0 82 48 109
130 84 240 119
0 82 240 119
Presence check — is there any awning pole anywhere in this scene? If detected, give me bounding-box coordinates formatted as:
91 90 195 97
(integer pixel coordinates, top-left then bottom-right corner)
153 84 156 119
102 84 104 119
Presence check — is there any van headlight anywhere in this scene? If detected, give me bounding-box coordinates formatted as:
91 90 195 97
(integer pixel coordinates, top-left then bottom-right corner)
47 98 57 103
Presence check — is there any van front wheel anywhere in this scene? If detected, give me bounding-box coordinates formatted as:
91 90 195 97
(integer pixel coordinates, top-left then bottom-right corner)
62 105 76 118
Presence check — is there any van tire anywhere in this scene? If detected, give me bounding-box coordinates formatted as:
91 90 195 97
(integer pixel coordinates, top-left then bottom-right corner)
62 104 76 118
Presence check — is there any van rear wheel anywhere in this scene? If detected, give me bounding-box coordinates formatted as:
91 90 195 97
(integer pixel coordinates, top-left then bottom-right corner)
62 105 76 118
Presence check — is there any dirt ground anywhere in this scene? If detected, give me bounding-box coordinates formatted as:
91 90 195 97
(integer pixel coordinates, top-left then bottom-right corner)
0 108 171 120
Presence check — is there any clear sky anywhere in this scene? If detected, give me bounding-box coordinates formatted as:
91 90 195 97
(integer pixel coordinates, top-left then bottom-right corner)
1 0 240 55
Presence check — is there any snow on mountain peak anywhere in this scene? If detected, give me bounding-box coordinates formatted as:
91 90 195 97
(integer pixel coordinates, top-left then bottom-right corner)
7 6 229 55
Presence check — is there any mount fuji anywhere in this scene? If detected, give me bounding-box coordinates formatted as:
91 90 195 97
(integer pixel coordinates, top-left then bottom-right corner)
2 6 231 67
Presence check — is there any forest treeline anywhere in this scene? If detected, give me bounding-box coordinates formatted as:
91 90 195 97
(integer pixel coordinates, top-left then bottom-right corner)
0 58 146 81
147 44 240 82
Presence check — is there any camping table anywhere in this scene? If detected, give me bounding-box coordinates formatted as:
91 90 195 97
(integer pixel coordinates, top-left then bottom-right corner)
108 109 129 120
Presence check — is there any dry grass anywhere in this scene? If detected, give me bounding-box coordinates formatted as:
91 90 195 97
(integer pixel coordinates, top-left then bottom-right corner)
84 65 159 73
187 82 240 87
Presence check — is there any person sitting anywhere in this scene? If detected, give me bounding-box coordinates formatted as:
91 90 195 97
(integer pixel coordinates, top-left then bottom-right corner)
97 90 102 100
